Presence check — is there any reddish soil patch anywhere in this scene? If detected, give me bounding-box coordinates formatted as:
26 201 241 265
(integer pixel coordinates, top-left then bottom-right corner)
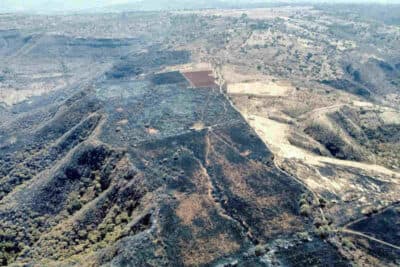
182 71 218 88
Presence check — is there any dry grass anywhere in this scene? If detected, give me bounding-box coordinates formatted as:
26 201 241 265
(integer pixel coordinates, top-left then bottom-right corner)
175 193 211 226
214 157 253 200
263 212 305 236
181 233 240 266
254 195 280 207
221 65 266 83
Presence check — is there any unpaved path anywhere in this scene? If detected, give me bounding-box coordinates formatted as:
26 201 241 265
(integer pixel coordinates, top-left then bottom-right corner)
340 228 400 251
245 114 400 180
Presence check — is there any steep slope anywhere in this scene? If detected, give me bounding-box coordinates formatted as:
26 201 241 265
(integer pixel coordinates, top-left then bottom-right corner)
175 6 400 266
0 22 349 266
2 6 399 266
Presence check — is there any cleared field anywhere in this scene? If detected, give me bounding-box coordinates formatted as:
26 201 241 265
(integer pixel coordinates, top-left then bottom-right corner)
228 81 293 97
182 70 218 88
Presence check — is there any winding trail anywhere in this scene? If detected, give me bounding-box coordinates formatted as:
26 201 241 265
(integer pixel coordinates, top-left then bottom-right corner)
339 228 400 251
342 201 400 229
184 143 259 245
212 62 327 220
211 61 400 256
339 201 400 251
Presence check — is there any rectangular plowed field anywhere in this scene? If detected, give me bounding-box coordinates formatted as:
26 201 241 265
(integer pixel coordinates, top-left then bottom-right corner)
182 70 218 88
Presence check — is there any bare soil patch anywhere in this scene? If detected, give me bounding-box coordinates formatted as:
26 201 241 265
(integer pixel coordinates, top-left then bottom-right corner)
146 127 159 135
190 121 206 131
182 70 218 88
228 81 293 97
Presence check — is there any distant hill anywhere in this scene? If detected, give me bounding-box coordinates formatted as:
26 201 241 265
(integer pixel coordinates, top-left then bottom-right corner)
104 0 270 12
0 0 270 14
3 0 399 14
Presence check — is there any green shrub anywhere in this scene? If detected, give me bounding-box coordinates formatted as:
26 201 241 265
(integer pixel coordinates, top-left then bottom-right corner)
78 230 87 239
254 244 268 256
115 212 129 224
300 204 311 216
341 237 355 249
88 230 101 243
318 197 327 207
67 198 82 214
299 198 308 206
315 225 331 238
297 231 311 242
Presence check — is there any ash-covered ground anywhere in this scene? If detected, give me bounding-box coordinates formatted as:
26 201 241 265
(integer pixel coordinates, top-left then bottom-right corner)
0 5 399 267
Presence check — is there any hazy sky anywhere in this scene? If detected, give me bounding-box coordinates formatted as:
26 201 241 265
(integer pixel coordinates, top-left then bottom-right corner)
0 0 134 12
1 0 400 13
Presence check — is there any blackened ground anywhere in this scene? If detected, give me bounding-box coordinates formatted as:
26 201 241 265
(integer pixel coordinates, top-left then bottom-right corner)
345 233 400 265
151 71 189 86
348 205 400 247
276 239 351 267
0 40 351 266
